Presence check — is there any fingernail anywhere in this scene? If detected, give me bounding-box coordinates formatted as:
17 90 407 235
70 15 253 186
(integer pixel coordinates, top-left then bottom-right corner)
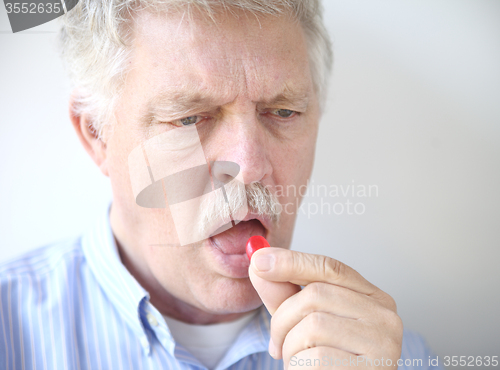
253 253 274 272
268 339 277 358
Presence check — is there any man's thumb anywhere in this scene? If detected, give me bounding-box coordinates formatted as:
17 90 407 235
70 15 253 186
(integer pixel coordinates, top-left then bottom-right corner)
248 250 301 315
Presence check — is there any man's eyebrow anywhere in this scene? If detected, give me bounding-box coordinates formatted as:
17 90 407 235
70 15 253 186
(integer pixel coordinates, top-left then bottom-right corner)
259 88 311 111
145 84 312 122
146 90 219 120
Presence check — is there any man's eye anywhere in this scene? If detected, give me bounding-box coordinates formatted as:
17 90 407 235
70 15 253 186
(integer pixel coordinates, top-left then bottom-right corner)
271 109 296 118
178 116 201 126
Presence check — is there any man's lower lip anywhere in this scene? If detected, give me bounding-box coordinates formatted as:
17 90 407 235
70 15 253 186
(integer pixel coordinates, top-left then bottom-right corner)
207 237 250 278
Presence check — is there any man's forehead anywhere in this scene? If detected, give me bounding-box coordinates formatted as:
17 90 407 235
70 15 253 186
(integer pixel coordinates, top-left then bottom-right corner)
131 5 307 64
126 7 314 118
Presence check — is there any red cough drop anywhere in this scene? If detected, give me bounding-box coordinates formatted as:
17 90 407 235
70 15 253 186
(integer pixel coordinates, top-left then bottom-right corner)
246 235 270 260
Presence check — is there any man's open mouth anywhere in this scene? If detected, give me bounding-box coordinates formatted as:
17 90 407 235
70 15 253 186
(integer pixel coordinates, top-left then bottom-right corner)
208 219 267 255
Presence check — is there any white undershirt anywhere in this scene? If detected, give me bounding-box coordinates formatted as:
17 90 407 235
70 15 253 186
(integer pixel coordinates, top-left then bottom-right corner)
163 311 257 370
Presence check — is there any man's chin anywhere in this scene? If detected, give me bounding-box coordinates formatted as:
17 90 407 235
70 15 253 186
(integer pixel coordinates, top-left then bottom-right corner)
194 277 263 317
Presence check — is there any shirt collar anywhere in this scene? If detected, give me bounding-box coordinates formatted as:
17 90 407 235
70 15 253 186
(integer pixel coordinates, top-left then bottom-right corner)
81 207 153 355
215 306 272 370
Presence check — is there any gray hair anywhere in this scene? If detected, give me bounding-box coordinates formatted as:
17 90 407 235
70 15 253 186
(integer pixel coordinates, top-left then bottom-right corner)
59 0 333 138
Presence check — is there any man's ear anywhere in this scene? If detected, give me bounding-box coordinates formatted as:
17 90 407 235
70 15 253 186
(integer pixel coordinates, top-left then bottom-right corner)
69 94 109 177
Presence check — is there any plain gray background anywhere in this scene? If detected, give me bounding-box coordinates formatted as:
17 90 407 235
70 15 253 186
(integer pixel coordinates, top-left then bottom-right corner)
1 1 499 368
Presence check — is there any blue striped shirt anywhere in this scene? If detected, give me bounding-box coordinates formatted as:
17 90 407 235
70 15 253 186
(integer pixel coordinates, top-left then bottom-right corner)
0 210 443 369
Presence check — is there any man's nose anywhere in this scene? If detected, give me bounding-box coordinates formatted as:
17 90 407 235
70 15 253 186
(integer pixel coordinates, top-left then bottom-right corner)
210 160 240 188
210 113 273 185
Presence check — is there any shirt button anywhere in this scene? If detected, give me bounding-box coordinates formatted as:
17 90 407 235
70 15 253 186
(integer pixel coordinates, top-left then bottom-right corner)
147 313 158 327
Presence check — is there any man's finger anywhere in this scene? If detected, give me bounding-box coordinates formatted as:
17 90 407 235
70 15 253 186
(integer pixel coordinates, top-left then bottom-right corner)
281 312 369 368
250 247 380 296
270 282 382 359
248 265 301 315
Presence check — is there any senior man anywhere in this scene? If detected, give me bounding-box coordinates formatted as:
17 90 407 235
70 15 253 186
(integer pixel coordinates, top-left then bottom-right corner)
0 1 442 369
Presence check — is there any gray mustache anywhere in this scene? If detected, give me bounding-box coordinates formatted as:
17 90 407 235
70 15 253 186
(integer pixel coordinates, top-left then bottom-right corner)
198 182 281 235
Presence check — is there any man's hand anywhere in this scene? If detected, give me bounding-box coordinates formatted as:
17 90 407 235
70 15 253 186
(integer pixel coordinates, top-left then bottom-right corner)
249 247 403 369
